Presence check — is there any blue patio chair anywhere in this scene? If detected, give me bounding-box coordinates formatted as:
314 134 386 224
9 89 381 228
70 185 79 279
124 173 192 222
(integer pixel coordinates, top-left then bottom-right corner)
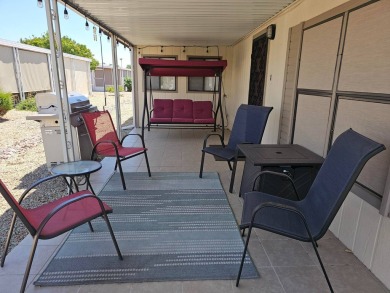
236 129 385 292
199 104 272 181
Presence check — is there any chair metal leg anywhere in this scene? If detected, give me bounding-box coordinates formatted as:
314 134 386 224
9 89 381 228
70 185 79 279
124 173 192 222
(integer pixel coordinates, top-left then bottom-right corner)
20 235 39 293
117 158 126 190
236 225 253 287
144 151 152 177
199 151 205 178
1 213 17 267
229 159 238 193
88 221 94 232
241 228 246 237
102 214 123 260
310 238 333 292
227 160 233 171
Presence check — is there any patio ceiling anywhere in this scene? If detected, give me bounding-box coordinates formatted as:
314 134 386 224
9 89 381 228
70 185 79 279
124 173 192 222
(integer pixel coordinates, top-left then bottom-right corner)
66 0 296 46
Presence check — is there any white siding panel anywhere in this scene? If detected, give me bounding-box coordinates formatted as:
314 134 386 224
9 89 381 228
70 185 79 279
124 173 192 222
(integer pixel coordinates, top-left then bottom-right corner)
371 216 390 289
19 49 51 92
333 99 390 196
293 94 331 156
338 0 390 94
338 192 362 250
0 45 18 93
298 17 342 90
354 200 381 268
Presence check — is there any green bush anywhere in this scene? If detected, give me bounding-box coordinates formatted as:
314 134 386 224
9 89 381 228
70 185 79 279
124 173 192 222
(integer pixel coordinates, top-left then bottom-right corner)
124 77 132 92
0 89 13 115
15 97 38 112
105 85 124 93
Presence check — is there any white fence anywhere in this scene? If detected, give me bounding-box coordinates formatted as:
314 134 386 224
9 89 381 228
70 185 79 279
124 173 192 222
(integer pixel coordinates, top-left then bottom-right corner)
0 38 91 99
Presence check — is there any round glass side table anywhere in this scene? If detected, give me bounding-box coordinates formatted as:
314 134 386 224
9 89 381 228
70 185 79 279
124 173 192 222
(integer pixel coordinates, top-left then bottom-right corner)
51 160 102 195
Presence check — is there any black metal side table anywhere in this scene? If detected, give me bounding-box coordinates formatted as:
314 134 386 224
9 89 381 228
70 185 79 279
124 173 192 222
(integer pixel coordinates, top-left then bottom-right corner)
51 160 102 195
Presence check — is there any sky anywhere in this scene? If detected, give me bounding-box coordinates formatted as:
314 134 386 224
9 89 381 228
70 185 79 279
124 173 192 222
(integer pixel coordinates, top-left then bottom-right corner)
0 0 131 67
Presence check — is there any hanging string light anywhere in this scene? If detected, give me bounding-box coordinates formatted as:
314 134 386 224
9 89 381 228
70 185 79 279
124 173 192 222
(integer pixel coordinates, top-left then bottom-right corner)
37 0 43 8
183 46 186 53
99 28 102 35
85 18 89 31
206 46 209 53
64 4 69 19
161 46 163 53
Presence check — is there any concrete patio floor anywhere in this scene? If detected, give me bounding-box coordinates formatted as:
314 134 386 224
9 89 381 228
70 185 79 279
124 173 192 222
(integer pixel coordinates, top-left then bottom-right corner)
0 128 388 293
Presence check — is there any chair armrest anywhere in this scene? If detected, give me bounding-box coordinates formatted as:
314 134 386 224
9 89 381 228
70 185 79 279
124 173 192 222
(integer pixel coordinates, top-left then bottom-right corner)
243 201 313 240
91 140 120 159
203 133 225 149
19 174 69 204
121 133 146 148
252 170 301 200
36 193 107 235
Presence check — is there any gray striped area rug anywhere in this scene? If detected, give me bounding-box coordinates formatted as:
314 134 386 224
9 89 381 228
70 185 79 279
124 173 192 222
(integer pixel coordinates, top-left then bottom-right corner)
35 172 258 286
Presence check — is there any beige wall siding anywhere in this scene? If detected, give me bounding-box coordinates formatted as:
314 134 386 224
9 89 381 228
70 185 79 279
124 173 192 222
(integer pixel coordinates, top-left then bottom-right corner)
0 45 18 93
338 0 390 94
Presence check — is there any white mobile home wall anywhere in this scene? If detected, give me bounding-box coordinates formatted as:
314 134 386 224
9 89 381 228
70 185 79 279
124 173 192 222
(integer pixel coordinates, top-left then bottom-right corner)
227 0 390 288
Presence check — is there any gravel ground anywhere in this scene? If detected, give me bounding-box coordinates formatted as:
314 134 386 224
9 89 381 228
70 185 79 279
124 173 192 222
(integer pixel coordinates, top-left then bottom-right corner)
0 91 132 256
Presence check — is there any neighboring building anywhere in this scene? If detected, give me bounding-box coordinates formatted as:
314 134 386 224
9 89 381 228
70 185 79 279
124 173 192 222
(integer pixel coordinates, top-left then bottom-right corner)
0 38 91 99
92 65 131 91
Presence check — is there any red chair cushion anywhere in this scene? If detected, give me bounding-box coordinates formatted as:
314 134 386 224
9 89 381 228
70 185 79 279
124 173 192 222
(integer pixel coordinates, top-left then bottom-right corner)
98 145 146 157
150 117 172 123
172 118 194 123
194 118 215 124
152 99 173 118
173 99 193 119
24 191 112 239
193 101 213 120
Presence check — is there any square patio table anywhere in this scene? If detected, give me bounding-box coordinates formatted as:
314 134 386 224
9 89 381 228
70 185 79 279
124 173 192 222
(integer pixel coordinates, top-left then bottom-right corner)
231 144 324 199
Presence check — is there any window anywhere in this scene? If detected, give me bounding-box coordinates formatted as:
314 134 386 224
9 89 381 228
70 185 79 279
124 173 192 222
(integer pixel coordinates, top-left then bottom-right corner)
145 56 176 91
188 57 220 92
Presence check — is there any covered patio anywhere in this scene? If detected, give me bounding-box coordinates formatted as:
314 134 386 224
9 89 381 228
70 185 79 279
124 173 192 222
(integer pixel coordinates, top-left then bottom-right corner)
1 0 389 292
1 128 388 292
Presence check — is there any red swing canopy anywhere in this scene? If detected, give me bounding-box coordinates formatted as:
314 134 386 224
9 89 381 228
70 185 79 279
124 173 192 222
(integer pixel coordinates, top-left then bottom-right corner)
138 58 227 77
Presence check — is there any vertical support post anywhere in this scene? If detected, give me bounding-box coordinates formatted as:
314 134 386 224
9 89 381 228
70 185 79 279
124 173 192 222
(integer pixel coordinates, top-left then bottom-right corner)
44 0 75 163
131 46 138 128
111 35 122 139
218 70 224 141
141 70 148 139
12 48 25 101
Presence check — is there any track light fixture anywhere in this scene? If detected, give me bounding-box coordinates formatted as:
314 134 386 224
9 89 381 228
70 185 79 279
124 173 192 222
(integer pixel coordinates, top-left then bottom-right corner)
37 0 43 8
64 4 69 19
85 18 89 31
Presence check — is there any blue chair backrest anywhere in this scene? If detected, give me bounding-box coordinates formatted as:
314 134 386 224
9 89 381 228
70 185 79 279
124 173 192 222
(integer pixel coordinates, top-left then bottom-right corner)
227 104 273 150
302 129 385 239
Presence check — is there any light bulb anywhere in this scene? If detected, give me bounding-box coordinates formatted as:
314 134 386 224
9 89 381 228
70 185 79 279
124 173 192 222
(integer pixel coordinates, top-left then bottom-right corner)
64 6 69 19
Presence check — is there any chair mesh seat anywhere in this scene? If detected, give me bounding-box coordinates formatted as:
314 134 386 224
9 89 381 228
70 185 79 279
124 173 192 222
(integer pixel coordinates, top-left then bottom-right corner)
98 146 146 157
24 191 112 239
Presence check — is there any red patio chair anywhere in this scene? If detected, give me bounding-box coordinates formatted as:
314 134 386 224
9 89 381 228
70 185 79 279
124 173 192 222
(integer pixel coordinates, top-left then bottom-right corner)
0 175 123 293
82 110 151 190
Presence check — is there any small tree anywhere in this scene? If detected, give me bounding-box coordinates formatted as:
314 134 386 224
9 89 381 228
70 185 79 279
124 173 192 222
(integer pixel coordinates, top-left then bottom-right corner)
21 33 99 70
124 77 132 92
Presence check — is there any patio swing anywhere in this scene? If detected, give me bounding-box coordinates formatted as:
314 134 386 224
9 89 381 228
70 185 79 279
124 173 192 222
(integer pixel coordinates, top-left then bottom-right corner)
138 58 228 140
